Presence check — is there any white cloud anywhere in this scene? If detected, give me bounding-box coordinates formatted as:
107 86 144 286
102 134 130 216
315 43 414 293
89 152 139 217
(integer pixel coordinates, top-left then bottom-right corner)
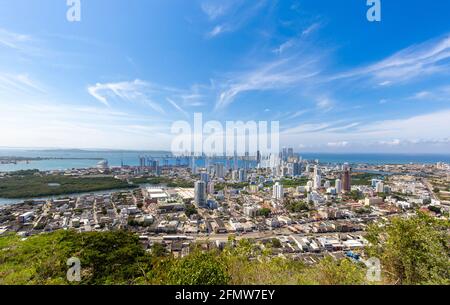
202 0 269 38
408 86 450 102
0 73 45 96
281 109 450 152
166 98 189 118
207 25 227 38
215 57 321 110
273 22 323 55
201 2 231 20
332 34 450 85
302 22 322 37
327 141 349 148
378 139 401 146
316 97 334 111
88 80 166 114
273 40 295 55
0 100 172 150
0 28 32 50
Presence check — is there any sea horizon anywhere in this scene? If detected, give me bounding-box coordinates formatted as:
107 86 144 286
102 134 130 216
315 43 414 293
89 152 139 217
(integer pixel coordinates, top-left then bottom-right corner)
1 148 449 173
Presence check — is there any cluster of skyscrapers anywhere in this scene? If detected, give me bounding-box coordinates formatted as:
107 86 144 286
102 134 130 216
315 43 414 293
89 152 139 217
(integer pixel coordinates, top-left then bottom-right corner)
190 147 354 207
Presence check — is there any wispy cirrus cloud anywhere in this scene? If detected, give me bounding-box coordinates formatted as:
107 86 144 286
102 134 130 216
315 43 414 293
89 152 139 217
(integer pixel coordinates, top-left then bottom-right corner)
315 97 334 111
0 73 45 96
201 0 269 38
166 98 189 118
0 28 32 50
408 85 450 102
282 109 450 152
87 80 211 115
332 34 450 85
201 1 233 20
88 80 167 113
214 56 322 110
273 21 323 55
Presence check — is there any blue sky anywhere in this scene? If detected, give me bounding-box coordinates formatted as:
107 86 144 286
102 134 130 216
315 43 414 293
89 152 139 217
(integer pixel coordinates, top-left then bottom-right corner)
0 0 449 153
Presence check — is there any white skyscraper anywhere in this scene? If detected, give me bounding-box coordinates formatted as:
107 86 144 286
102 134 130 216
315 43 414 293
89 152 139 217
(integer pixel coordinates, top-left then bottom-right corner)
313 175 321 190
335 179 342 194
314 165 321 177
207 181 215 194
376 181 385 193
273 182 284 201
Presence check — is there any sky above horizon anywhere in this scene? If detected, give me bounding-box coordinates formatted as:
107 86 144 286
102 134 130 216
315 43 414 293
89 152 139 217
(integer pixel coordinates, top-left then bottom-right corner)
0 0 450 153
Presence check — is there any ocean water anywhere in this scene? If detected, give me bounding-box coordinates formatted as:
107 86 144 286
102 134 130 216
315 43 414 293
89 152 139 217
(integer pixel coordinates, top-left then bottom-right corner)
299 153 450 165
0 149 170 172
0 149 449 172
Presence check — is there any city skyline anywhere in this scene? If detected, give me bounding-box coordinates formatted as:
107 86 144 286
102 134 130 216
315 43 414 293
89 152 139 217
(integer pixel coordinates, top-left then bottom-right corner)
1 0 450 153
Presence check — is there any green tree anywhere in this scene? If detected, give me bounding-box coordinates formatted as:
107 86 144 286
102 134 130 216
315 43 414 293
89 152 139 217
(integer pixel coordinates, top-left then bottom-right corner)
167 249 229 285
366 212 450 284
151 243 167 257
258 208 272 218
300 257 366 285
185 204 198 218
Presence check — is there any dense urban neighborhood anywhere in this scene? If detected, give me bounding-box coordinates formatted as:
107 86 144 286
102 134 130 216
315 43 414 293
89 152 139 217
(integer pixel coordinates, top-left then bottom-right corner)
1 152 449 267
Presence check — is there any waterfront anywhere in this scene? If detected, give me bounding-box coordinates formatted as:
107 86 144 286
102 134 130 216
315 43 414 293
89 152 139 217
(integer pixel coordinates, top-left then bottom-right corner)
1 149 450 172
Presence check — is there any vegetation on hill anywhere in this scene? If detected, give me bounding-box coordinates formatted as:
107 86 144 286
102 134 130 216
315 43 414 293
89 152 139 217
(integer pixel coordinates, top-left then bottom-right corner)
366 212 450 285
0 212 448 285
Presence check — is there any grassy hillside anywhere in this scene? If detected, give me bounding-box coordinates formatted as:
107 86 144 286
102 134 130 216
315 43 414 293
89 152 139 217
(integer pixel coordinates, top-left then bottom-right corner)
0 213 448 285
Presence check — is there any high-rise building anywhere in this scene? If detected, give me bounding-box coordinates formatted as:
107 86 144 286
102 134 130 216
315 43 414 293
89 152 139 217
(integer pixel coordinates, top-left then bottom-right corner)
238 169 246 182
200 173 209 184
207 181 215 194
256 150 261 165
371 179 382 188
232 170 239 181
335 179 342 194
314 165 321 177
282 147 288 161
139 156 146 168
305 164 311 174
191 156 197 174
293 162 301 176
375 181 385 193
194 181 207 207
342 166 351 193
273 181 284 201
215 163 225 178
288 148 294 159
281 166 289 177
155 161 161 176
313 174 321 190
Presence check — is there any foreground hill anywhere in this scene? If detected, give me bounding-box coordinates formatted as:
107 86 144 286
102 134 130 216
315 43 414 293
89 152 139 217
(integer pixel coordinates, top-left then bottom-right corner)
0 213 448 285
